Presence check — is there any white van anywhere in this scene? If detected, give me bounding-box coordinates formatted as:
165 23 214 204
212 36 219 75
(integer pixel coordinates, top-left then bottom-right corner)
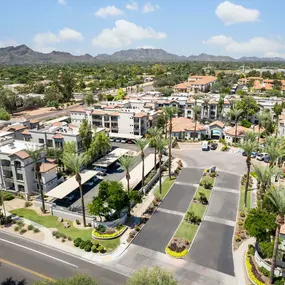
202 141 209 151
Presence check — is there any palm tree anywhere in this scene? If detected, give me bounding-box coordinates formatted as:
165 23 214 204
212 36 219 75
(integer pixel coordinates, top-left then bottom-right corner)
228 108 243 143
202 98 210 119
148 127 163 170
135 139 148 188
155 137 168 195
62 152 88 227
256 112 266 143
26 147 45 213
191 106 201 140
238 132 258 208
265 142 285 168
163 106 178 180
267 187 285 284
0 191 6 217
119 156 135 194
252 164 280 207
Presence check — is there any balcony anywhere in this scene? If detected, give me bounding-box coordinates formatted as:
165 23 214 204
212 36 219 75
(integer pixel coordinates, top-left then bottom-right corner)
4 177 14 183
2 165 11 171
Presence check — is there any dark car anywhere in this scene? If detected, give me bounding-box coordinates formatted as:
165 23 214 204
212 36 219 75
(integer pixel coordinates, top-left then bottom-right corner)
210 143 218 150
242 151 247 156
264 155 270 163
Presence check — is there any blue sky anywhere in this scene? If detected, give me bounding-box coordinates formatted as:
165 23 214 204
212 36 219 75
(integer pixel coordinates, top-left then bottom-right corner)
1 0 285 58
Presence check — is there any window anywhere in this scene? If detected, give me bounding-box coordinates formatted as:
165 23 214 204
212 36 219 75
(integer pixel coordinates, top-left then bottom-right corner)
18 185 25 192
16 173 23 181
39 138 44 144
15 161 21 169
24 136 31 142
55 141 63 149
47 139 53 147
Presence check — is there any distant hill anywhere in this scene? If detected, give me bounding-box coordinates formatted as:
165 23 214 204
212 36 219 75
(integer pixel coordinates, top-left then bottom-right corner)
0 45 284 65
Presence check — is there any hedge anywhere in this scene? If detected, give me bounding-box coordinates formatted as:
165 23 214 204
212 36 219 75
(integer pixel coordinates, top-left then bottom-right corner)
92 226 126 239
245 254 266 285
165 247 188 259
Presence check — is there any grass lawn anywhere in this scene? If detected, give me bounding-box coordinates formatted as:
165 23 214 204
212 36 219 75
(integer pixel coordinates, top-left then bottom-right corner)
239 185 251 211
11 208 93 240
93 238 120 253
174 221 198 243
188 203 206 219
200 175 215 186
154 177 176 199
194 187 211 200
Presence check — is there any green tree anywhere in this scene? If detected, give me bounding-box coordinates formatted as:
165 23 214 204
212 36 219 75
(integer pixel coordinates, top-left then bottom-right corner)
244 207 275 241
163 106 178 179
88 132 110 162
236 96 259 119
228 108 243 143
62 152 88 227
148 127 163 170
63 141 77 154
256 112 268 143
47 100 59 109
79 119 92 152
34 274 98 285
127 266 178 285
155 137 168 195
267 187 285 284
84 93 94 106
88 197 109 221
0 191 7 217
115 88 126 100
157 87 174 97
273 103 283 136
119 156 135 194
264 137 285 167
156 114 167 135
26 147 45 212
54 71 75 102
135 139 148 188
0 107 10 120
238 132 258 208
191 106 201 140
0 88 18 115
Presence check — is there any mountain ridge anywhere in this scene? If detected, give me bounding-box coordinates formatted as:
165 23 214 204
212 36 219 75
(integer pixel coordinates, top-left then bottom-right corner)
0 45 284 65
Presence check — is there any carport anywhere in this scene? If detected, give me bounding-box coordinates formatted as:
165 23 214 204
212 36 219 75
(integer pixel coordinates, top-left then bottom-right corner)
46 170 98 199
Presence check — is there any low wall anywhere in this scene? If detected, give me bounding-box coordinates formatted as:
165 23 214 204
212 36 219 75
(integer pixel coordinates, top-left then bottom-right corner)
93 212 128 228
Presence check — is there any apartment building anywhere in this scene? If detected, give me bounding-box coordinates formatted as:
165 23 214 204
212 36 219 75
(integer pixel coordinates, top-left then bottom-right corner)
173 75 217 93
0 133 57 198
278 110 285 138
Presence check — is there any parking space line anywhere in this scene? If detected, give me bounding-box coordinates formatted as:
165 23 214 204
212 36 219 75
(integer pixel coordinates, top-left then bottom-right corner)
203 216 235 227
157 208 185 217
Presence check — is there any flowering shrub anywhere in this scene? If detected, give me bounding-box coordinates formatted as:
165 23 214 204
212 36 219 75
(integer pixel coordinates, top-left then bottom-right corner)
92 225 126 239
165 247 188 258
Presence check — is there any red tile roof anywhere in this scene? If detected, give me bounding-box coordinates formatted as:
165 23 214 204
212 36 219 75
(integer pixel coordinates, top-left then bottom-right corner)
40 163 57 173
172 117 205 132
22 129 30 135
134 112 148 118
209 121 225 128
225 126 249 136
13 150 30 160
52 133 64 139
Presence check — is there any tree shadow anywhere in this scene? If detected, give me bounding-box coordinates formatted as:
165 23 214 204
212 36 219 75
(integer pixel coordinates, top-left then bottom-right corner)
1 278 26 285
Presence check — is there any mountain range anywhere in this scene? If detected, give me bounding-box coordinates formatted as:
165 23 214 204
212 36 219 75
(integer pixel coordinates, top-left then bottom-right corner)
0 45 285 65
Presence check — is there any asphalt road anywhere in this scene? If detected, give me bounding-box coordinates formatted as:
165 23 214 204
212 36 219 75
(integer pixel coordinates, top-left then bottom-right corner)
0 231 127 285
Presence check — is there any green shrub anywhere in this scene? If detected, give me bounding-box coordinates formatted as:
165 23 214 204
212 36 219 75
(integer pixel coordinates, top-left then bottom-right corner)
97 245 105 253
259 241 274 259
73 238 82 247
185 211 201 225
61 238 65 243
33 228 40 233
87 223 92 227
91 245 98 253
0 191 14 201
240 211 246 218
274 277 285 285
135 225 140 232
84 244 92 252
248 244 255 256
55 233 61 239
52 231 58 236
258 266 270 278
235 236 241 242
201 177 213 189
20 228 27 235
14 226 20 231
166 247 188 258
76 219 80 225
60 233 67 239
16 220 24 227
25 201 32 208
27 224 34 231
198 192 208 205
116 223 123 231
221 145 229 151
93 241 100 247
68 236 72 241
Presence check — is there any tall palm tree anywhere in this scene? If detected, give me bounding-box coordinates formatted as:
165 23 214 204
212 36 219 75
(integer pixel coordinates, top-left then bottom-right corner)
62 152 88 227
26 147 45 213
267 187 285 284
0 191 6 217
202 98 210 119
155 138 168 195
119 156 135 194
238 132 258 208
256 112 266 143
163 106 178 180
265 141 285 168
148 127 163 170
135 139 148 188
252 164 280 207
228 108 243 143
191 106 201 140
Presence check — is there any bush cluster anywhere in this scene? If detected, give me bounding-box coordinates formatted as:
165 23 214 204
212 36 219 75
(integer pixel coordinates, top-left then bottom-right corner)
165 247 188 258
52 230 70 241
73 238 106 253
92 225 126 239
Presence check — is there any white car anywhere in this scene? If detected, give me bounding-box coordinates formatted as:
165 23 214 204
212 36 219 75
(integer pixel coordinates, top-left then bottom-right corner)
256 153 268 161
121 139 126 143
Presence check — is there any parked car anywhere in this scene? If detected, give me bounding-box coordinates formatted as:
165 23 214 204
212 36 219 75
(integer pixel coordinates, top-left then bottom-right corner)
264 155 270 163
251 152 257 158
242 151 247 156
62 193 75 202
256 152 268 161
127 140 134 144
115 138 120 142
121 139 127 143
97 170 107 177
110 138 115 142
201 141 209 151
210 143 218 150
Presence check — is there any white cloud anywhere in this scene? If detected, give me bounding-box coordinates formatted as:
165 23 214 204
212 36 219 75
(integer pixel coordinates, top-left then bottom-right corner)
92 20 166 48
137 45 155 49
58 0 67 5
59 28 83 41
264 52 285 58
215 1 260 25
126 1 138 10
95 5 124 18
142 3 160 13
203 35 233 46
34 32 60 46
0 39 18 48
203 34 285 56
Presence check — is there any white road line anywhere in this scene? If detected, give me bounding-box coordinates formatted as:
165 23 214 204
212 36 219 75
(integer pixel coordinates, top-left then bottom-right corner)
157 208 185 217
174 181 199 187
204 216 236 227
214 187 239 194
0 237 78 268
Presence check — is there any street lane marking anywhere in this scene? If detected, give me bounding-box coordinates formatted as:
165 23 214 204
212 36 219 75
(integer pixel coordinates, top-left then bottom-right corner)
204 215 235 227
157 208 184 216
0 238 78 268
0 257 55 281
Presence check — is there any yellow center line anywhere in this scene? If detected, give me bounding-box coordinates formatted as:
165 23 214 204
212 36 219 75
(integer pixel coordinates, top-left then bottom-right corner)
0 257 55 282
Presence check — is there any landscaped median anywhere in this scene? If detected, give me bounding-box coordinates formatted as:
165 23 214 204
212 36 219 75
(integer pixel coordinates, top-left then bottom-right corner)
92 224 127 240
165 169 216 259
